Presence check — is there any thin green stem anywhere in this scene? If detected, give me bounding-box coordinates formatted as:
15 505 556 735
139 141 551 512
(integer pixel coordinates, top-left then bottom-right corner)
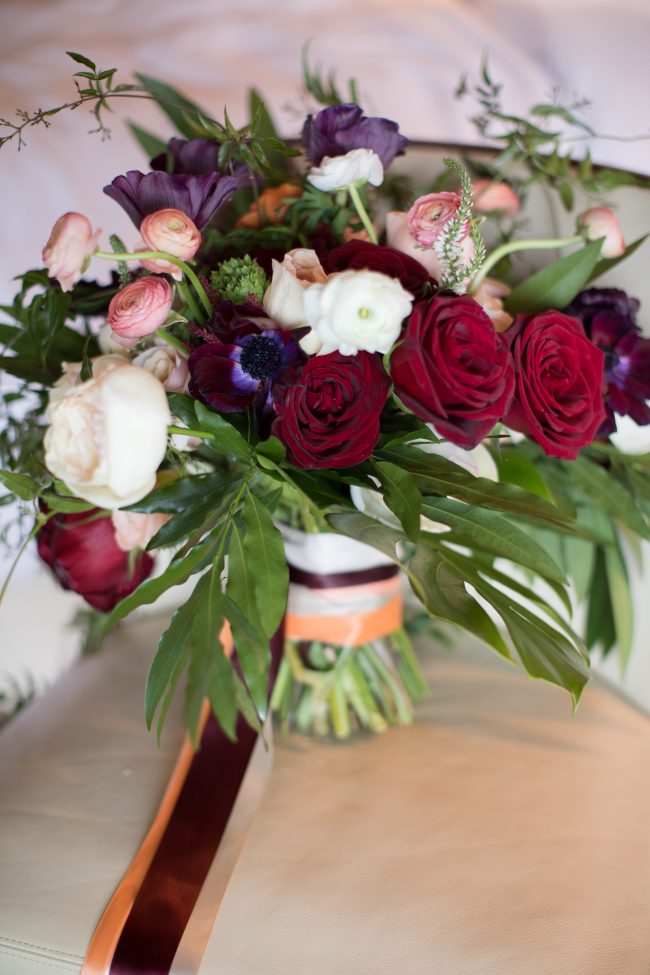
168 425 213 440
177 276 203 324
95 250 212 316
469 233 583 292
155 328 188 353
348 182 378 244
0 519 44 607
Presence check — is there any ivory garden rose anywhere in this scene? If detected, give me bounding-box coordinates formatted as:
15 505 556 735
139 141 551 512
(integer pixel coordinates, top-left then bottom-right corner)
132 345 189 392
44 355 170 508
42 212 100 292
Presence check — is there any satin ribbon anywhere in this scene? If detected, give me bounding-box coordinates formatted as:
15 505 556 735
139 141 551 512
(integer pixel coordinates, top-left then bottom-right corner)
82 624 283 975
285 561 404 646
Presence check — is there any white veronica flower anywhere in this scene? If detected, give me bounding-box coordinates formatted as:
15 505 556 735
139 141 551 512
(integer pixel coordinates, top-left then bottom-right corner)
304 269 413 356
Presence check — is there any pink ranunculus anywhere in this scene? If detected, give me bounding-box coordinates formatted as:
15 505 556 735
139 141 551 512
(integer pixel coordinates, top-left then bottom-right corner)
472 179 520 216
406 192 469 248
386 211 475 282
111 509 170 553
139 208 201 277
107 276 174 343
42 212 100 292
578 207 625 258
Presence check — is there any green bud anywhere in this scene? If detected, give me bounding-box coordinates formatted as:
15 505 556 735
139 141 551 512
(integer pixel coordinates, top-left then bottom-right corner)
211 255 268 304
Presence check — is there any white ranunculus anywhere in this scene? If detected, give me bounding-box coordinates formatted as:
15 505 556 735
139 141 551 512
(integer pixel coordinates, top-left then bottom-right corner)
307 149 384 192
350 438 498 533
609 414 650 455
44 355 170 509
304 269 413 356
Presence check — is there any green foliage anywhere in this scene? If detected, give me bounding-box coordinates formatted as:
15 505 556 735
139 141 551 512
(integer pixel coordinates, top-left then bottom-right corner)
504 239 603 314
301 42 358 107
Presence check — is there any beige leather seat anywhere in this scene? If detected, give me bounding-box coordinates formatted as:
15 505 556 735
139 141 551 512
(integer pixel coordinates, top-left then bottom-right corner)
1 614 649 974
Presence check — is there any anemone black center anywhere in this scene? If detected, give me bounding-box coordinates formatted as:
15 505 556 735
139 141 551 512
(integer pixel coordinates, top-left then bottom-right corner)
240 335 281 381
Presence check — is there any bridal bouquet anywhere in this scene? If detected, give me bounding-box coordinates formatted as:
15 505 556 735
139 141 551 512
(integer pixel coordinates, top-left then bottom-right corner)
1 53 649 740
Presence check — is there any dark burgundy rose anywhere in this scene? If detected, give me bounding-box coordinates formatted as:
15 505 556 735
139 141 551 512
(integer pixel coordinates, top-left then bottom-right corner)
390 295 515 449
302 103 407 169
103 169 249 229
504 311 606 459
565 287 650 435
272 351 390 469
37 510 153 612
324 240 435 299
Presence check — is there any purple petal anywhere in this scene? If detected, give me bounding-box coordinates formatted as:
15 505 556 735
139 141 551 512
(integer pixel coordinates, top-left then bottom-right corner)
103 170 247 229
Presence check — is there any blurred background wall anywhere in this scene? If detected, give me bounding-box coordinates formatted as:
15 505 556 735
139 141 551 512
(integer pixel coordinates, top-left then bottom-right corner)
0 0 648 707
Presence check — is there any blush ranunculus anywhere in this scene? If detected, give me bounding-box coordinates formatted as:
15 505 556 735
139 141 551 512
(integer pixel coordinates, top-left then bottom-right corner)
272 351 390 469
471 179 520 216
406 192 469 248
139 208 201 277
324 240 434 299
577 207 625 259
42 212 100 292
107 276 173 343
504 311 606 459
390 295 516 449
37 509 153 612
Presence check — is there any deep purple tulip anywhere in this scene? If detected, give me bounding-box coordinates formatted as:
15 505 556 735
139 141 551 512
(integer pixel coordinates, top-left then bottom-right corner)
103 168 248 229
188 319 303 431
566 288 650 434
302 103 407 169
150 137 223 175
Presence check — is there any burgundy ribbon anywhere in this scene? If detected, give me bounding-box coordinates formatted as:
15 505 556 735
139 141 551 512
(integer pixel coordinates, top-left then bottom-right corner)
288 563 399 590
108 626 284 975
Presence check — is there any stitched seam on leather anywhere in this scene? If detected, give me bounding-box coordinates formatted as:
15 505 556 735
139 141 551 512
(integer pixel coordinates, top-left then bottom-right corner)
0 936 82 961
0 944 79 972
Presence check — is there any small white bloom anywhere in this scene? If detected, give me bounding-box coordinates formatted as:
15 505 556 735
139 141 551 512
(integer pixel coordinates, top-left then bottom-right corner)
44 355 170 509
609 414 650 455
304 269 413 356
307 149 384 192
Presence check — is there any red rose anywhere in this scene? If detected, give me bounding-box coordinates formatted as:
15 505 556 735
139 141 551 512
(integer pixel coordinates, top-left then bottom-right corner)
504 311 606 459
272 351 390 469
390 295 515 448
37 509 153 612
324 240 434 298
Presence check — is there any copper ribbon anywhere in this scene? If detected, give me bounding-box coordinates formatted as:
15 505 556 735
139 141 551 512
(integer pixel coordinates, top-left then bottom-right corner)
82 625 283 975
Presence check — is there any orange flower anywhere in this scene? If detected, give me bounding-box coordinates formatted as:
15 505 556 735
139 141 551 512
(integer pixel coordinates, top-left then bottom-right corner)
236 182 302 229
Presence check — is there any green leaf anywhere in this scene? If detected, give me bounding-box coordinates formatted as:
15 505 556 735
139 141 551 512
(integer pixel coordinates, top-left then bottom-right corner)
134 73 212 140
561 535 595 602
146 491 228 551
194 402 252 461
604 539 634 670
127 472 235 514
568 456 649 539
238 491 289 638
255 436 286 465
379 445 573 529
420 497 567 583
40 493 94 514
504 239 604 314
167 392 198 428
492 448 555 502
585 547 616 654
588 234 648 283
223 593 270 718
0 469 40 501
581 169 650 193
100 529 222 634
127 122 168 161
373 460 421 542
66 51 96 70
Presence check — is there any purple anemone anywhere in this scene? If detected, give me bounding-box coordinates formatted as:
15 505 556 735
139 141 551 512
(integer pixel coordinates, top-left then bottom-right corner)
566 288 650 434
150 137 223 175
188 318 304 433
103 168 250 229
302 103 407 169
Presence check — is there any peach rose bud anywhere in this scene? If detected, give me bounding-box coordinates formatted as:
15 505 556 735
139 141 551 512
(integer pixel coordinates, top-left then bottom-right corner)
472 179 520 216
42 212 100 292
406 192 469 247
140 208 201 277
578 206 625 258
107 276 174 345
111 509 170 552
